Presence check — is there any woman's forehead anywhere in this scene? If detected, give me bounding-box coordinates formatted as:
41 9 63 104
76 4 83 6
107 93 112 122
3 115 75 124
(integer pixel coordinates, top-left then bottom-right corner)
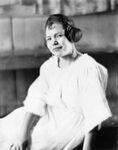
46 23 64 36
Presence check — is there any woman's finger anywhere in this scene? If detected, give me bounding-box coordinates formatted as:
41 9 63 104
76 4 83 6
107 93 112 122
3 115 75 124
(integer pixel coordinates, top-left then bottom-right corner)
19 144 23 150
10 143 22 150
10 144 16 150
10 144 13 150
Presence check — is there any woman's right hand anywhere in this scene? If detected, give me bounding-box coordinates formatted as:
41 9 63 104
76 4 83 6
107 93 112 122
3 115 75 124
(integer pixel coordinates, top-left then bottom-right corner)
8 120 30 150
9 112 39 150
9 131 29 150
10 140 28 150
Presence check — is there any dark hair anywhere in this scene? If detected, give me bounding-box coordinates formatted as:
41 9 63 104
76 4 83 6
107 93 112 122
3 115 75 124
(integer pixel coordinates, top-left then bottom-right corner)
45 14 82 43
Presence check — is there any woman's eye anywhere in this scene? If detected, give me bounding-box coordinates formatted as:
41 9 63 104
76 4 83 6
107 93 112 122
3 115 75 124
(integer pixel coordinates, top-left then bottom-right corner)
46 37 51 42
57 34 63 38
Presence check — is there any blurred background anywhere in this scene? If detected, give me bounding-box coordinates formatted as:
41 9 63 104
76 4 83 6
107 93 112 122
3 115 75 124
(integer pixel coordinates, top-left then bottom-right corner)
0 0 118 149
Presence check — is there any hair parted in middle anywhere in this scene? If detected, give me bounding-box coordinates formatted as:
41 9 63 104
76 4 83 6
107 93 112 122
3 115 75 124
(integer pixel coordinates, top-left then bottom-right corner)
45 14 82 43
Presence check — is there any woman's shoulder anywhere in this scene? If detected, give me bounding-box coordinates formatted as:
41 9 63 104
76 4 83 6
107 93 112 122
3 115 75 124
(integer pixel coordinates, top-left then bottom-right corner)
79 53 108 82
78 53 107 76
78 53 97 68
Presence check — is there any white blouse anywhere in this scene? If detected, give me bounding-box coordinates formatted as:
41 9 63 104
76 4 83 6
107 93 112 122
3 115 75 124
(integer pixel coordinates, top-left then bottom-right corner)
23 53 112 149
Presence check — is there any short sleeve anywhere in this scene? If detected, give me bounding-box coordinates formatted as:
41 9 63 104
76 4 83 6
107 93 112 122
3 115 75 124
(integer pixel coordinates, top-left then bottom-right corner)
79 61 112 134
23 65 48 116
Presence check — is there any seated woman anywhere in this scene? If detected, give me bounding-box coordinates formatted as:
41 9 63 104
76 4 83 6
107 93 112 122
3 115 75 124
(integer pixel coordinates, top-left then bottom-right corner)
0 14 112 150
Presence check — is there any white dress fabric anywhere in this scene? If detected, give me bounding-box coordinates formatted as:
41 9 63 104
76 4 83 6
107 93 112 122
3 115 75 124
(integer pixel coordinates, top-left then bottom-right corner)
0 54 112 150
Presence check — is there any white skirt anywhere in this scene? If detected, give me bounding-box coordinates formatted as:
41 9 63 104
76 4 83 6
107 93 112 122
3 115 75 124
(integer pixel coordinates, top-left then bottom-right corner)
0 107 85 150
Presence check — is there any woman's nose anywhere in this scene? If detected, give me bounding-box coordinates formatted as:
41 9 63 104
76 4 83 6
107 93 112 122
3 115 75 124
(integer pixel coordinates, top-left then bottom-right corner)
53 40 58 45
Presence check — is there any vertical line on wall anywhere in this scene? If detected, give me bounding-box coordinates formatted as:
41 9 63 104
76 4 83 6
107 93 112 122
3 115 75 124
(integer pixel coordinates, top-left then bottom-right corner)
10 17 14 52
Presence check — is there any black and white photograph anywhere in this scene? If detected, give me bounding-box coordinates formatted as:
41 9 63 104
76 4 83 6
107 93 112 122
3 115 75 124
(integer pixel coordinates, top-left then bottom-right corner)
0 0 117 150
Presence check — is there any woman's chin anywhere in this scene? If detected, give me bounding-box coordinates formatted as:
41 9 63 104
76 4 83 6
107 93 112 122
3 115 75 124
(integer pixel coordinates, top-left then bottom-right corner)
53 52 62 57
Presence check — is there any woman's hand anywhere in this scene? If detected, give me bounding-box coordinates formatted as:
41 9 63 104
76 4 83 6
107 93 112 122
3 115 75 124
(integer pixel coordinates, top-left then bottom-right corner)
9 112 39 150
10 140 28 150
9 131 29 150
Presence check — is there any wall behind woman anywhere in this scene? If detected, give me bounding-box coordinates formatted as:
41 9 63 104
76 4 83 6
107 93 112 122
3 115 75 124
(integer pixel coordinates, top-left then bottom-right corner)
0 0 118 16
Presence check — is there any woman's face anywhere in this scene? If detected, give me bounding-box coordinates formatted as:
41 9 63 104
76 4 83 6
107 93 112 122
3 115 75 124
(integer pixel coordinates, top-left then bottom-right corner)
45 23 73 57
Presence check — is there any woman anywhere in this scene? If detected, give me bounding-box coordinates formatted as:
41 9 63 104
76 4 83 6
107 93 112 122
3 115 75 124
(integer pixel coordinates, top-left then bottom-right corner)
0 14 112 150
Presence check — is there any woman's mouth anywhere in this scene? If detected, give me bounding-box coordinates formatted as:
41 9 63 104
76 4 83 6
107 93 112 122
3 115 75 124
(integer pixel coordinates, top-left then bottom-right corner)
53 46 63 52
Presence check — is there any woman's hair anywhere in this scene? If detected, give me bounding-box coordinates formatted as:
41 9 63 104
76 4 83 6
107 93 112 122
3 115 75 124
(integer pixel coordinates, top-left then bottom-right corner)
45 14 82 43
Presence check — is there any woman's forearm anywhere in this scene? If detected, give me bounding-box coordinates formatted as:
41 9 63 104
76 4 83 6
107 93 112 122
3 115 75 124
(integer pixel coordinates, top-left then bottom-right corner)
19 112 40 140
8 112 40 149
82 133 92 150
82 126 98 150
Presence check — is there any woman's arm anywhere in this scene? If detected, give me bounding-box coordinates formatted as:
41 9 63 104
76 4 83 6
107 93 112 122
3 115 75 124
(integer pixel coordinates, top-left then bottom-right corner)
10 112 40 150
82 126 98 150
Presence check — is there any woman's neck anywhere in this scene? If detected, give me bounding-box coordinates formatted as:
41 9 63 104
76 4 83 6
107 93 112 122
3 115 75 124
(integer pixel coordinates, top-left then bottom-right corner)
58 50 82 69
